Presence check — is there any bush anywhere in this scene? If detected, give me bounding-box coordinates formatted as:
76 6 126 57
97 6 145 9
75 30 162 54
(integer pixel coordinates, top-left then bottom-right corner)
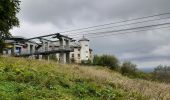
152 65 170 83
81 59 92 65
120 61 137 77
93 55 119 70
135 71 152 80
49 54 58 61
93 55 100 65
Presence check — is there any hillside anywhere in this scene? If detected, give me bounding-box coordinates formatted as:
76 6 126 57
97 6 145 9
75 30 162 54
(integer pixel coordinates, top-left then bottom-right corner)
0 57 169 100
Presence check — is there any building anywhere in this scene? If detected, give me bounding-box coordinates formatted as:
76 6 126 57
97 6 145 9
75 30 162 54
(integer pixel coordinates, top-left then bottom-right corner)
49 36 93 63
69 36 93 63
3 35 93 63
3 36 37 56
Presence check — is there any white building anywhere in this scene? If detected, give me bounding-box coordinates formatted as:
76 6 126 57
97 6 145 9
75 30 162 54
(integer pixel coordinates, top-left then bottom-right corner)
69 36 93 63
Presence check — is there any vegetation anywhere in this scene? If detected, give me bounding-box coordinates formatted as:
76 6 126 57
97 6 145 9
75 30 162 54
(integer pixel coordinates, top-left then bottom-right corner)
93 55 119 70
152 65 170 83
0 40 5 54
119 61 170 83
120 61 137 77
81 59 92 65
83 54 170 83
0 56 170 99
119 61 152 80
0 0 20 53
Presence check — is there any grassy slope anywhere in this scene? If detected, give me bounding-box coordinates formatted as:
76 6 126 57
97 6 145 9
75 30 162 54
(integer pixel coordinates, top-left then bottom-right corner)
0 57 169 100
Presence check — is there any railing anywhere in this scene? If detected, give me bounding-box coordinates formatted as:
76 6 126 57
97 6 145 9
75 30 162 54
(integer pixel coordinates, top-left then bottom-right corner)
18 45 72 55
58 45 72 50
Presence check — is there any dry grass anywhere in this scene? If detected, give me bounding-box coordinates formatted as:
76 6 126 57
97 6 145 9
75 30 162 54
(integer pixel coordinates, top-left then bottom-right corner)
62 65 170 100
1 56 170 99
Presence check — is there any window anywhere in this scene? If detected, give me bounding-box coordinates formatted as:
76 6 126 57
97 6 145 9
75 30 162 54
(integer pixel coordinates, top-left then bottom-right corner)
78 54 80 57
78 49 80 51
72 54 74 58
85 45 88 46
86 51 88 53
86 56 88 58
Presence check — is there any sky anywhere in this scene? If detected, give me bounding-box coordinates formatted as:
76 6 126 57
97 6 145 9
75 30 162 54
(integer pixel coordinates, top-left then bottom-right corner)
10 0 170 69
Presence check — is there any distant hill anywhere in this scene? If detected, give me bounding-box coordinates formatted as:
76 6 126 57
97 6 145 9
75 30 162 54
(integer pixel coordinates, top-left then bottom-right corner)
138 67 154 73
0 56 169 100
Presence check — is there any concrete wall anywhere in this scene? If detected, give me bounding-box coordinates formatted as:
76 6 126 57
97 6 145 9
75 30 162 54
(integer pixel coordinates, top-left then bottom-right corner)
70 48 81 63
79 40 90 61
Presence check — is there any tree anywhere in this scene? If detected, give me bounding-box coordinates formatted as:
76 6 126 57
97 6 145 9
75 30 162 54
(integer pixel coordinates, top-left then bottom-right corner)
93 55 100 65
153 65 170 83
0 0 20 53
99 55 119 70
121 61 137 76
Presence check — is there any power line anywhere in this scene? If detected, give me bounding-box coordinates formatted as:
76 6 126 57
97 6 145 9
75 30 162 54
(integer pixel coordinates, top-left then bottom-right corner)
58 12 170 34
69 22 170 38
66 16 170 36
80 25 170 39
24 12 170 40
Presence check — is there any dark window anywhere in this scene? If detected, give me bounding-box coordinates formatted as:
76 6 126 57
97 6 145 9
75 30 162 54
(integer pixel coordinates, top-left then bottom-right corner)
85 45 88 46
86 51 88 53
78 49 80 51
72 54 74 58
78 54 80 57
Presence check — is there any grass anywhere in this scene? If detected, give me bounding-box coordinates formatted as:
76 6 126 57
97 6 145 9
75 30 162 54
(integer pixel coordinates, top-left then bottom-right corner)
0 56 169 100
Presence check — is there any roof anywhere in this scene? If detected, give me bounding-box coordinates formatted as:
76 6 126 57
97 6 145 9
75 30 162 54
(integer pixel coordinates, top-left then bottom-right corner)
78 36 89 42
9 36 26 40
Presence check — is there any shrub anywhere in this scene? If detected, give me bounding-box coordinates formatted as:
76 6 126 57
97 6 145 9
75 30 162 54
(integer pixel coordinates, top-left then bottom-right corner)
49 54 58 61
73 82 99 98
120 61 137 77
152 65 170 83
81 59 92 65
93 55 119 70
98 55 119 70
135 71 152 80
93 55 100 65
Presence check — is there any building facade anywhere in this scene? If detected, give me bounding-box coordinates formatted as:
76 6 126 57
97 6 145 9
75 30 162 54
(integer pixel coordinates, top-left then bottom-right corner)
69 37 93 63
3 36 93 63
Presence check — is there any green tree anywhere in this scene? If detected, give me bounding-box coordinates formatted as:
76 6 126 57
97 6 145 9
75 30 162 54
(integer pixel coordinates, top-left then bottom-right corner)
121 61 137 76
99 55 119 70
93 55 100 65
153 65 170 83
0 0 20 54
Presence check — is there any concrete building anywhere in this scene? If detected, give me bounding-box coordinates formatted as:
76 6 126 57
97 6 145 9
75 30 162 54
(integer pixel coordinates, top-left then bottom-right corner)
50 36 93 63
70 36 93 63
3 36 37 56
3 35 93 64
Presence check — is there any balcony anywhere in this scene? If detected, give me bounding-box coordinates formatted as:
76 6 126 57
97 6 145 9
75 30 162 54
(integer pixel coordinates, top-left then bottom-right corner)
58 45 72 51
18 45 73 56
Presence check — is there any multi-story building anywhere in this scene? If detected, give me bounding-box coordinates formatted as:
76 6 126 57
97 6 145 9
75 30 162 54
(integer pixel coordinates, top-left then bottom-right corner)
3 36 93 63
3 36 37 56
69 36 93 63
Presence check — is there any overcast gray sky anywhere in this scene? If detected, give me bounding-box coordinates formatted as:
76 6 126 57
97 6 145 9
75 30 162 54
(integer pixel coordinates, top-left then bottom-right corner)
11 0 170 69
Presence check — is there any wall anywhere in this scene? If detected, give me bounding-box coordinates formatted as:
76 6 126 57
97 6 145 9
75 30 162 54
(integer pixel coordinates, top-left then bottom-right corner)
80 40 90 61
70 48 81 63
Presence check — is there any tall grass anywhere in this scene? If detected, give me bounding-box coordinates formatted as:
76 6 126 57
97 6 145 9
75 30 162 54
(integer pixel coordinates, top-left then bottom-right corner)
0 56 169 99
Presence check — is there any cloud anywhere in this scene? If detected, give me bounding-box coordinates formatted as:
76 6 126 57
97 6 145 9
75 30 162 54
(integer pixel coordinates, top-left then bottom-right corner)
152 44 170 56
17 0 170 28
11 21 59 37
11 0 170 68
